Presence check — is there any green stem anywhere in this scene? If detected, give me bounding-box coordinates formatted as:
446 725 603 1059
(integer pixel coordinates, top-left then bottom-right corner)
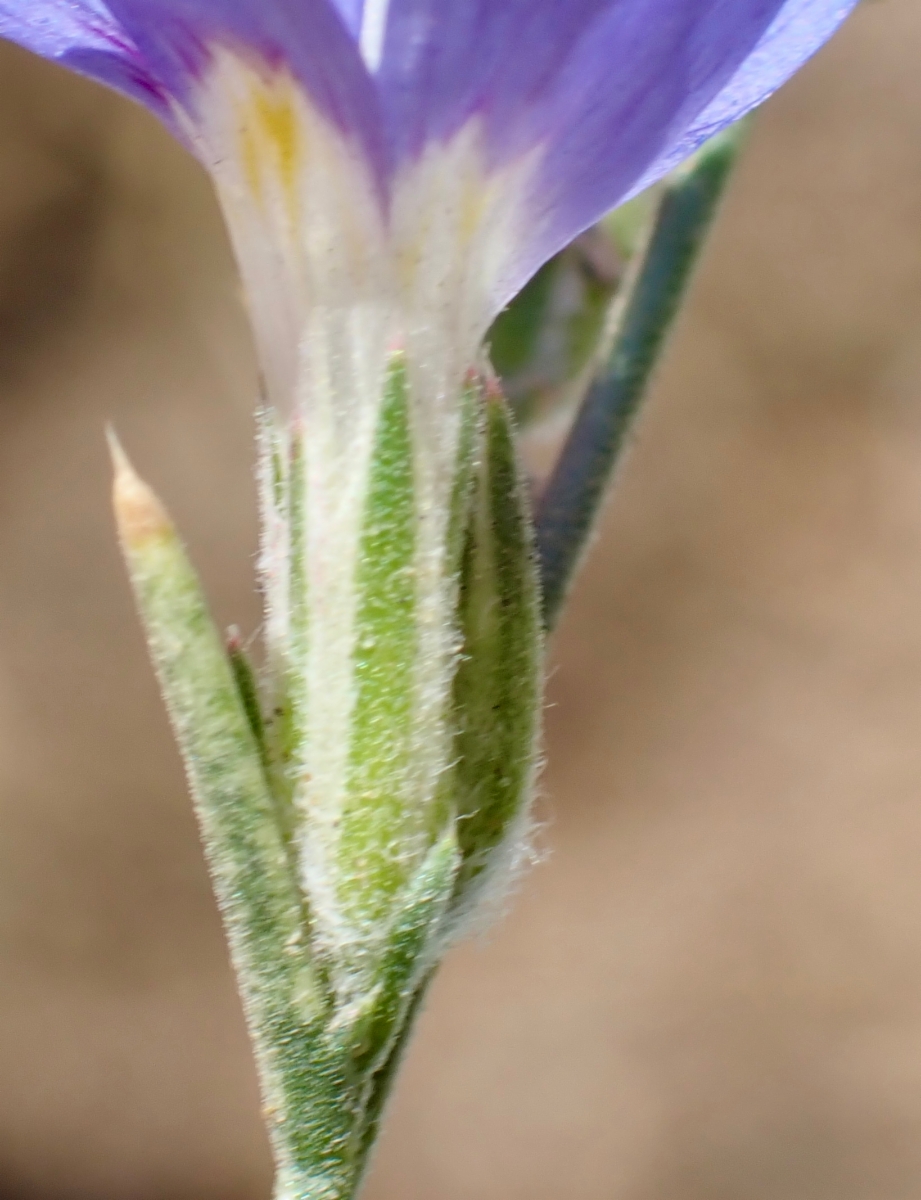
535 121 747 630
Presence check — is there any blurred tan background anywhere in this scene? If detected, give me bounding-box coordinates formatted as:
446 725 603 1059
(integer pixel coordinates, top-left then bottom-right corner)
2 1 921 1197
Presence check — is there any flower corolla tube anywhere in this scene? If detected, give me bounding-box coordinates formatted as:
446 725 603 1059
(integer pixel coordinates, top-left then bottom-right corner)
1 1 856 423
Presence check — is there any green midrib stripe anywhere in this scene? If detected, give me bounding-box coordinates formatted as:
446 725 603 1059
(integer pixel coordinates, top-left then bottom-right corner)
340 358 418 924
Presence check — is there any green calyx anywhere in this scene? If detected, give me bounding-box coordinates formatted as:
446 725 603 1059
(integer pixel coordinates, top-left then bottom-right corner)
112 351 542 1200
450 388 542 911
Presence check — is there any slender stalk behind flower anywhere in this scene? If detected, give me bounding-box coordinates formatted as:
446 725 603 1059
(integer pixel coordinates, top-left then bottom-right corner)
536 122 749 628
2 2 859 1198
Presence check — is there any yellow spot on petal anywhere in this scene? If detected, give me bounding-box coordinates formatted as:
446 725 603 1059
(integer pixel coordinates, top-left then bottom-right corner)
255 89 300 192
238 76 304 225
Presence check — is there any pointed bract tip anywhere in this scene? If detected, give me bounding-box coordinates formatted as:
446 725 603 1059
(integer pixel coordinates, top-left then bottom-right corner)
107 426 173 548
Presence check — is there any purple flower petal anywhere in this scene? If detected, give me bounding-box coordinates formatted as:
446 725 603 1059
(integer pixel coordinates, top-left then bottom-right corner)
632 0 860 191
0 1 122 59
525 0 861 283
372 0 858 299
0 0 858 316
0 1 384 167
0 1 170 114
327 0 364 38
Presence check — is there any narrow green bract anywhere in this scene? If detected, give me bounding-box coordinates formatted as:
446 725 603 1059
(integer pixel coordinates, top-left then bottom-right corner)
111 472 341 1196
